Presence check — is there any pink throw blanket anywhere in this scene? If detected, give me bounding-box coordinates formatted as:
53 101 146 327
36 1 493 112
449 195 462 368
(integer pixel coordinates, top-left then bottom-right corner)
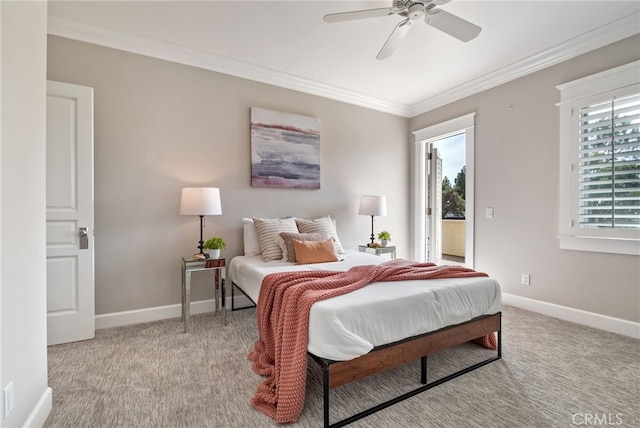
247 259 495 423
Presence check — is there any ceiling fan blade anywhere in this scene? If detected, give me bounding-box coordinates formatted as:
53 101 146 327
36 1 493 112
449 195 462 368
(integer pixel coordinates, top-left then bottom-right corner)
376 18 413 60
324 7 399 23
425 9 481 42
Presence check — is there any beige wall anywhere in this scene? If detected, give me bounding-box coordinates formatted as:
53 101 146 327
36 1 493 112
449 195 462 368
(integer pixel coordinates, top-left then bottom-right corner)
47 33 639 324
47 36 409 315
410 35 640 323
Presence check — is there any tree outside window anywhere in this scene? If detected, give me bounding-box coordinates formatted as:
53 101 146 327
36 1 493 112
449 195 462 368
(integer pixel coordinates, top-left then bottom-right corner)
443 166 466 218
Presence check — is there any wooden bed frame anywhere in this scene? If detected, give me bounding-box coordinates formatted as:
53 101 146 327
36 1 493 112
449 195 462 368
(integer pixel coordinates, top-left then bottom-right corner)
231 281 502 428
310 312 502 428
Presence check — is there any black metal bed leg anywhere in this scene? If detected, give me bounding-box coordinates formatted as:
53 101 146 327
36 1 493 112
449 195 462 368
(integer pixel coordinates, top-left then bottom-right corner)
323 362 330 428
230 281 257 312
420 356 427 384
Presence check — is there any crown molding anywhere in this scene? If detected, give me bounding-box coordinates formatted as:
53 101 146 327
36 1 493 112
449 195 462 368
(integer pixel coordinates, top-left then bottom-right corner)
408 12 640 117
48 12 639 119
47 16 411 117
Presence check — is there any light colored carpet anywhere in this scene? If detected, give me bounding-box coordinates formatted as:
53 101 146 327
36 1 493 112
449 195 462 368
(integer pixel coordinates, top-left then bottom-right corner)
45 305 639 427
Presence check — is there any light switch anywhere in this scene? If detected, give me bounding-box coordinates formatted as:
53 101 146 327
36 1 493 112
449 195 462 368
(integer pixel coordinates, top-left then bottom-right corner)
486 207 494 219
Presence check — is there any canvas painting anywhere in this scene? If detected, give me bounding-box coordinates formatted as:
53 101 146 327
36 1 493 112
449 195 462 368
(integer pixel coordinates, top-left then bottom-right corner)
251 107 320 189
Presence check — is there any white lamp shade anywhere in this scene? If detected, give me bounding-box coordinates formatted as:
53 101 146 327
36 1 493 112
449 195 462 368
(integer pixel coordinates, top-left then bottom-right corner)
180 187 222 216
358 195 387 216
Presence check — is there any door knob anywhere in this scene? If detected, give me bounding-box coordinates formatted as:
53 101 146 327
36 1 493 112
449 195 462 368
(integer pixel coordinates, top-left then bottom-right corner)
78 227 89 249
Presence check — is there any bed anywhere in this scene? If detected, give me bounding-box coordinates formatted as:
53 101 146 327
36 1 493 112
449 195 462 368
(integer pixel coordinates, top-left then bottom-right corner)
230 216 502 427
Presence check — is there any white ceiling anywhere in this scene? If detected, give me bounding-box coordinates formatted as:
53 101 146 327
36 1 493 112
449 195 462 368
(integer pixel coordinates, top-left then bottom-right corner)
48 1 640 117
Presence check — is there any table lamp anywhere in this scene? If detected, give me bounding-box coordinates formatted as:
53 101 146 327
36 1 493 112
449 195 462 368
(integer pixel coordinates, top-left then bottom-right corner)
180 187 222 258
358 195 387 245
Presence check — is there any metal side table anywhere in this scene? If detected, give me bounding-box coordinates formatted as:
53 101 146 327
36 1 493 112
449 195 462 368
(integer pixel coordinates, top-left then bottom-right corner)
181 257 226 333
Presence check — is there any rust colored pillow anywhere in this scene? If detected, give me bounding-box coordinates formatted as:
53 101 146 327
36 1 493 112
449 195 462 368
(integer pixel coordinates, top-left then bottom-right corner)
292 238 340 265
276 232 331 262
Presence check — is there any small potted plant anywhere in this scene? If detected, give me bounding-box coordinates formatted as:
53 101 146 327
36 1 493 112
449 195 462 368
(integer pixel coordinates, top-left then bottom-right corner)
377 231 391 247
203 236 226 259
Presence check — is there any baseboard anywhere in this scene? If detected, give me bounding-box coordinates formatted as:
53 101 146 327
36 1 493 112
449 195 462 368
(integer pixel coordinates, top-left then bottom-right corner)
23 386 52 428
95 300 213 329
95 295 253 330
502 293 640 339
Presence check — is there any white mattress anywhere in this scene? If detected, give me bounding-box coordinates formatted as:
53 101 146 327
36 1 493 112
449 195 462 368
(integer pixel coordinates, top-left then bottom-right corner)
229 250 501 361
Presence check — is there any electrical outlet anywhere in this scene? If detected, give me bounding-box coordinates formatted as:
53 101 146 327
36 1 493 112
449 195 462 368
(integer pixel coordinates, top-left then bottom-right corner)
521 273 531 286
3 382 13 418
486 207 494 219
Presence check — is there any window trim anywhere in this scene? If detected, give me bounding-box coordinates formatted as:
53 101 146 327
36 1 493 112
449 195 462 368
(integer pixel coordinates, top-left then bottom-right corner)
557 61 640 255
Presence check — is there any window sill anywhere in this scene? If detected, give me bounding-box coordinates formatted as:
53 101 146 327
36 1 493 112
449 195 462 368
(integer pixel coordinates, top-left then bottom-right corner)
559 235 640 256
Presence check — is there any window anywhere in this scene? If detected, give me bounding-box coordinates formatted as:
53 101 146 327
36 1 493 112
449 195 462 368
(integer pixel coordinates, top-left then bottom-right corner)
557 61 640 255
578 92 639 230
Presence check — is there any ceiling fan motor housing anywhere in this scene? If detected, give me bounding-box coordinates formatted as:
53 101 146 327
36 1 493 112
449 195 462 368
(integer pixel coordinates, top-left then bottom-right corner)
393 0 451 6
394 0 448 19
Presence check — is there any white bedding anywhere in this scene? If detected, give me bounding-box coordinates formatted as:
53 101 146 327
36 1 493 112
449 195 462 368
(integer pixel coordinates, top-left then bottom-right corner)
229 250 502 361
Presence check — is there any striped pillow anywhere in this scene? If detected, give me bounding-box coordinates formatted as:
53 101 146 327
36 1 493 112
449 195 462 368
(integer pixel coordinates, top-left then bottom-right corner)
252 217 299 262
295 216 345 254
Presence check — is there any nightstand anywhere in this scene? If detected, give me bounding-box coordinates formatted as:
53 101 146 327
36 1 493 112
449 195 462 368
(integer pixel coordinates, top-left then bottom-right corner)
181 257 226 333
358 245 396 259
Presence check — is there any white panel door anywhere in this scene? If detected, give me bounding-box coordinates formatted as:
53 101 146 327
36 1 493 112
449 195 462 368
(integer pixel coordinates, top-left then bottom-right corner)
46 80 95 346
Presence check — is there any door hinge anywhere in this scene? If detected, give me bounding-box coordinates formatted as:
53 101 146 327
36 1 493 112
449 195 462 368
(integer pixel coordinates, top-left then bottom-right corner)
427 153 433 160
426 207 432 216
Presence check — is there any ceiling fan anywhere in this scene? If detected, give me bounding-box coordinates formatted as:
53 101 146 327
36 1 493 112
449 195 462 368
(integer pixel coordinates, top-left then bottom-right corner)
323 0 481 60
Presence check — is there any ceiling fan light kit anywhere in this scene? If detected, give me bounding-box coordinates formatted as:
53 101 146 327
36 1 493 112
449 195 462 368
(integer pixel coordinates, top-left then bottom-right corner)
407 3 426 20
323 0 482 59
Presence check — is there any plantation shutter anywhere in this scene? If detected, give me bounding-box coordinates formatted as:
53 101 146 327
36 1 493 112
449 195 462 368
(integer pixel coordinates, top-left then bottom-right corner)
577 92 640 230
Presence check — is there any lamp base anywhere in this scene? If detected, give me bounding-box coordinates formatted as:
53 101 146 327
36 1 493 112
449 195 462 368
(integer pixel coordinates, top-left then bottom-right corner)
193 215 210 260
369 215 375 245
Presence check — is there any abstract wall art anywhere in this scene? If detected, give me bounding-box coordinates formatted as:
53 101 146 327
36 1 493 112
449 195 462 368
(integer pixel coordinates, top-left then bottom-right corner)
250 107 320 189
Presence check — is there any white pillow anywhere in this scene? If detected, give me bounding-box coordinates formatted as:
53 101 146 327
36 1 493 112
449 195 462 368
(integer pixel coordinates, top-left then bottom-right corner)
242 218 261 257
252 217 299 262
294 215 345 254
